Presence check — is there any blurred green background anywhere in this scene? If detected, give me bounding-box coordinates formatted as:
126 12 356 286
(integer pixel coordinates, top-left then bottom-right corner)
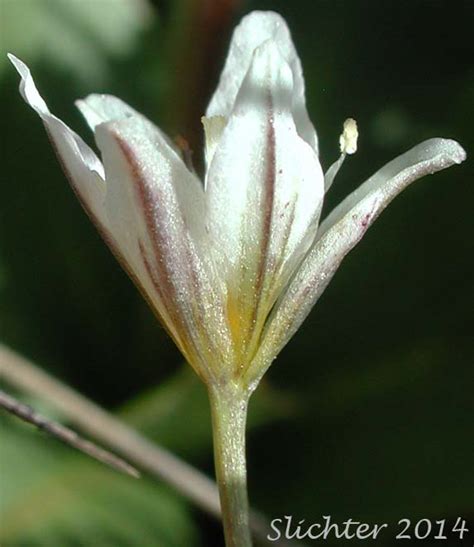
1 0 473 545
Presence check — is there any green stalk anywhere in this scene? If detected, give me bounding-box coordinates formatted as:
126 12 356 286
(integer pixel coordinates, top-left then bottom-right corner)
209 383 252 547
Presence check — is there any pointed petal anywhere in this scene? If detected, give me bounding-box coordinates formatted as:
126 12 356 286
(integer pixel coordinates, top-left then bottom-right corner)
7 56 156 345
94 115 233 379
206 11 318 153
205 40 324 364
8 54 107 226
9 55 234 381
249 138 466 383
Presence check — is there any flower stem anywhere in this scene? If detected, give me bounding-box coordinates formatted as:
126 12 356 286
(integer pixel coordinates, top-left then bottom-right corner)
209 383 252 547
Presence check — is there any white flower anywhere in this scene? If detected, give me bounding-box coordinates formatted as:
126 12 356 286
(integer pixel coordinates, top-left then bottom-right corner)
9 11 466 391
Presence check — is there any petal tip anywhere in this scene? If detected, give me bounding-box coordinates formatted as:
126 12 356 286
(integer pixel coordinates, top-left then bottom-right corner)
428 138 466 166
444 139 466 165
7 53 50 115
240 10 286 28
7 52 25 74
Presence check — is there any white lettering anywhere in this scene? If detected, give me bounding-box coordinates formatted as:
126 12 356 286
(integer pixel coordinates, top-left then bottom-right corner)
372 523 388 538
342 518 360 539
267 518 282 541
321 515 345 539
267 515 389 541
284 516 307 540
305 522 322 539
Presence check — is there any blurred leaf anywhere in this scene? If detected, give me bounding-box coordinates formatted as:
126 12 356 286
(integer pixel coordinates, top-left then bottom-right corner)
0 364 296 545
0 0 153 83
0 416 199 547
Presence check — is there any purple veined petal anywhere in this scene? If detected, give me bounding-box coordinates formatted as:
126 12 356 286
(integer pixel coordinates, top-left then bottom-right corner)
94 115 234 381
248 138 466 387
7 55 188 367
9 54 233 382
205 39 324 368
7 55 160 352
8 54 107 229
206 10 318 154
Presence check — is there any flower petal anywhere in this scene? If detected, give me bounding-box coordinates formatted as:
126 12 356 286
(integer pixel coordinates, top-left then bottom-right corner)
206 11 318 153
249 138 466 384
76 94 139 130
7 56 155 346
76 94 182 156
205 40 324 366
8 54 107 227
318 138 466 239
94 115 233 380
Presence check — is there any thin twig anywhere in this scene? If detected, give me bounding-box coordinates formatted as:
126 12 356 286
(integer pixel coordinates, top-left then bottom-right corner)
0 343 302 547
0 389 140 478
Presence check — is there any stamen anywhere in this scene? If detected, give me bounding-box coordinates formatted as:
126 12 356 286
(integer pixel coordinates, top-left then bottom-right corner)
339 118 358 155
324 118 359 191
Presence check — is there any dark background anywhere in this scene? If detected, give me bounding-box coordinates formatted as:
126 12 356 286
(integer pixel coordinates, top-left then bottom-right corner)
1 0 473 545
